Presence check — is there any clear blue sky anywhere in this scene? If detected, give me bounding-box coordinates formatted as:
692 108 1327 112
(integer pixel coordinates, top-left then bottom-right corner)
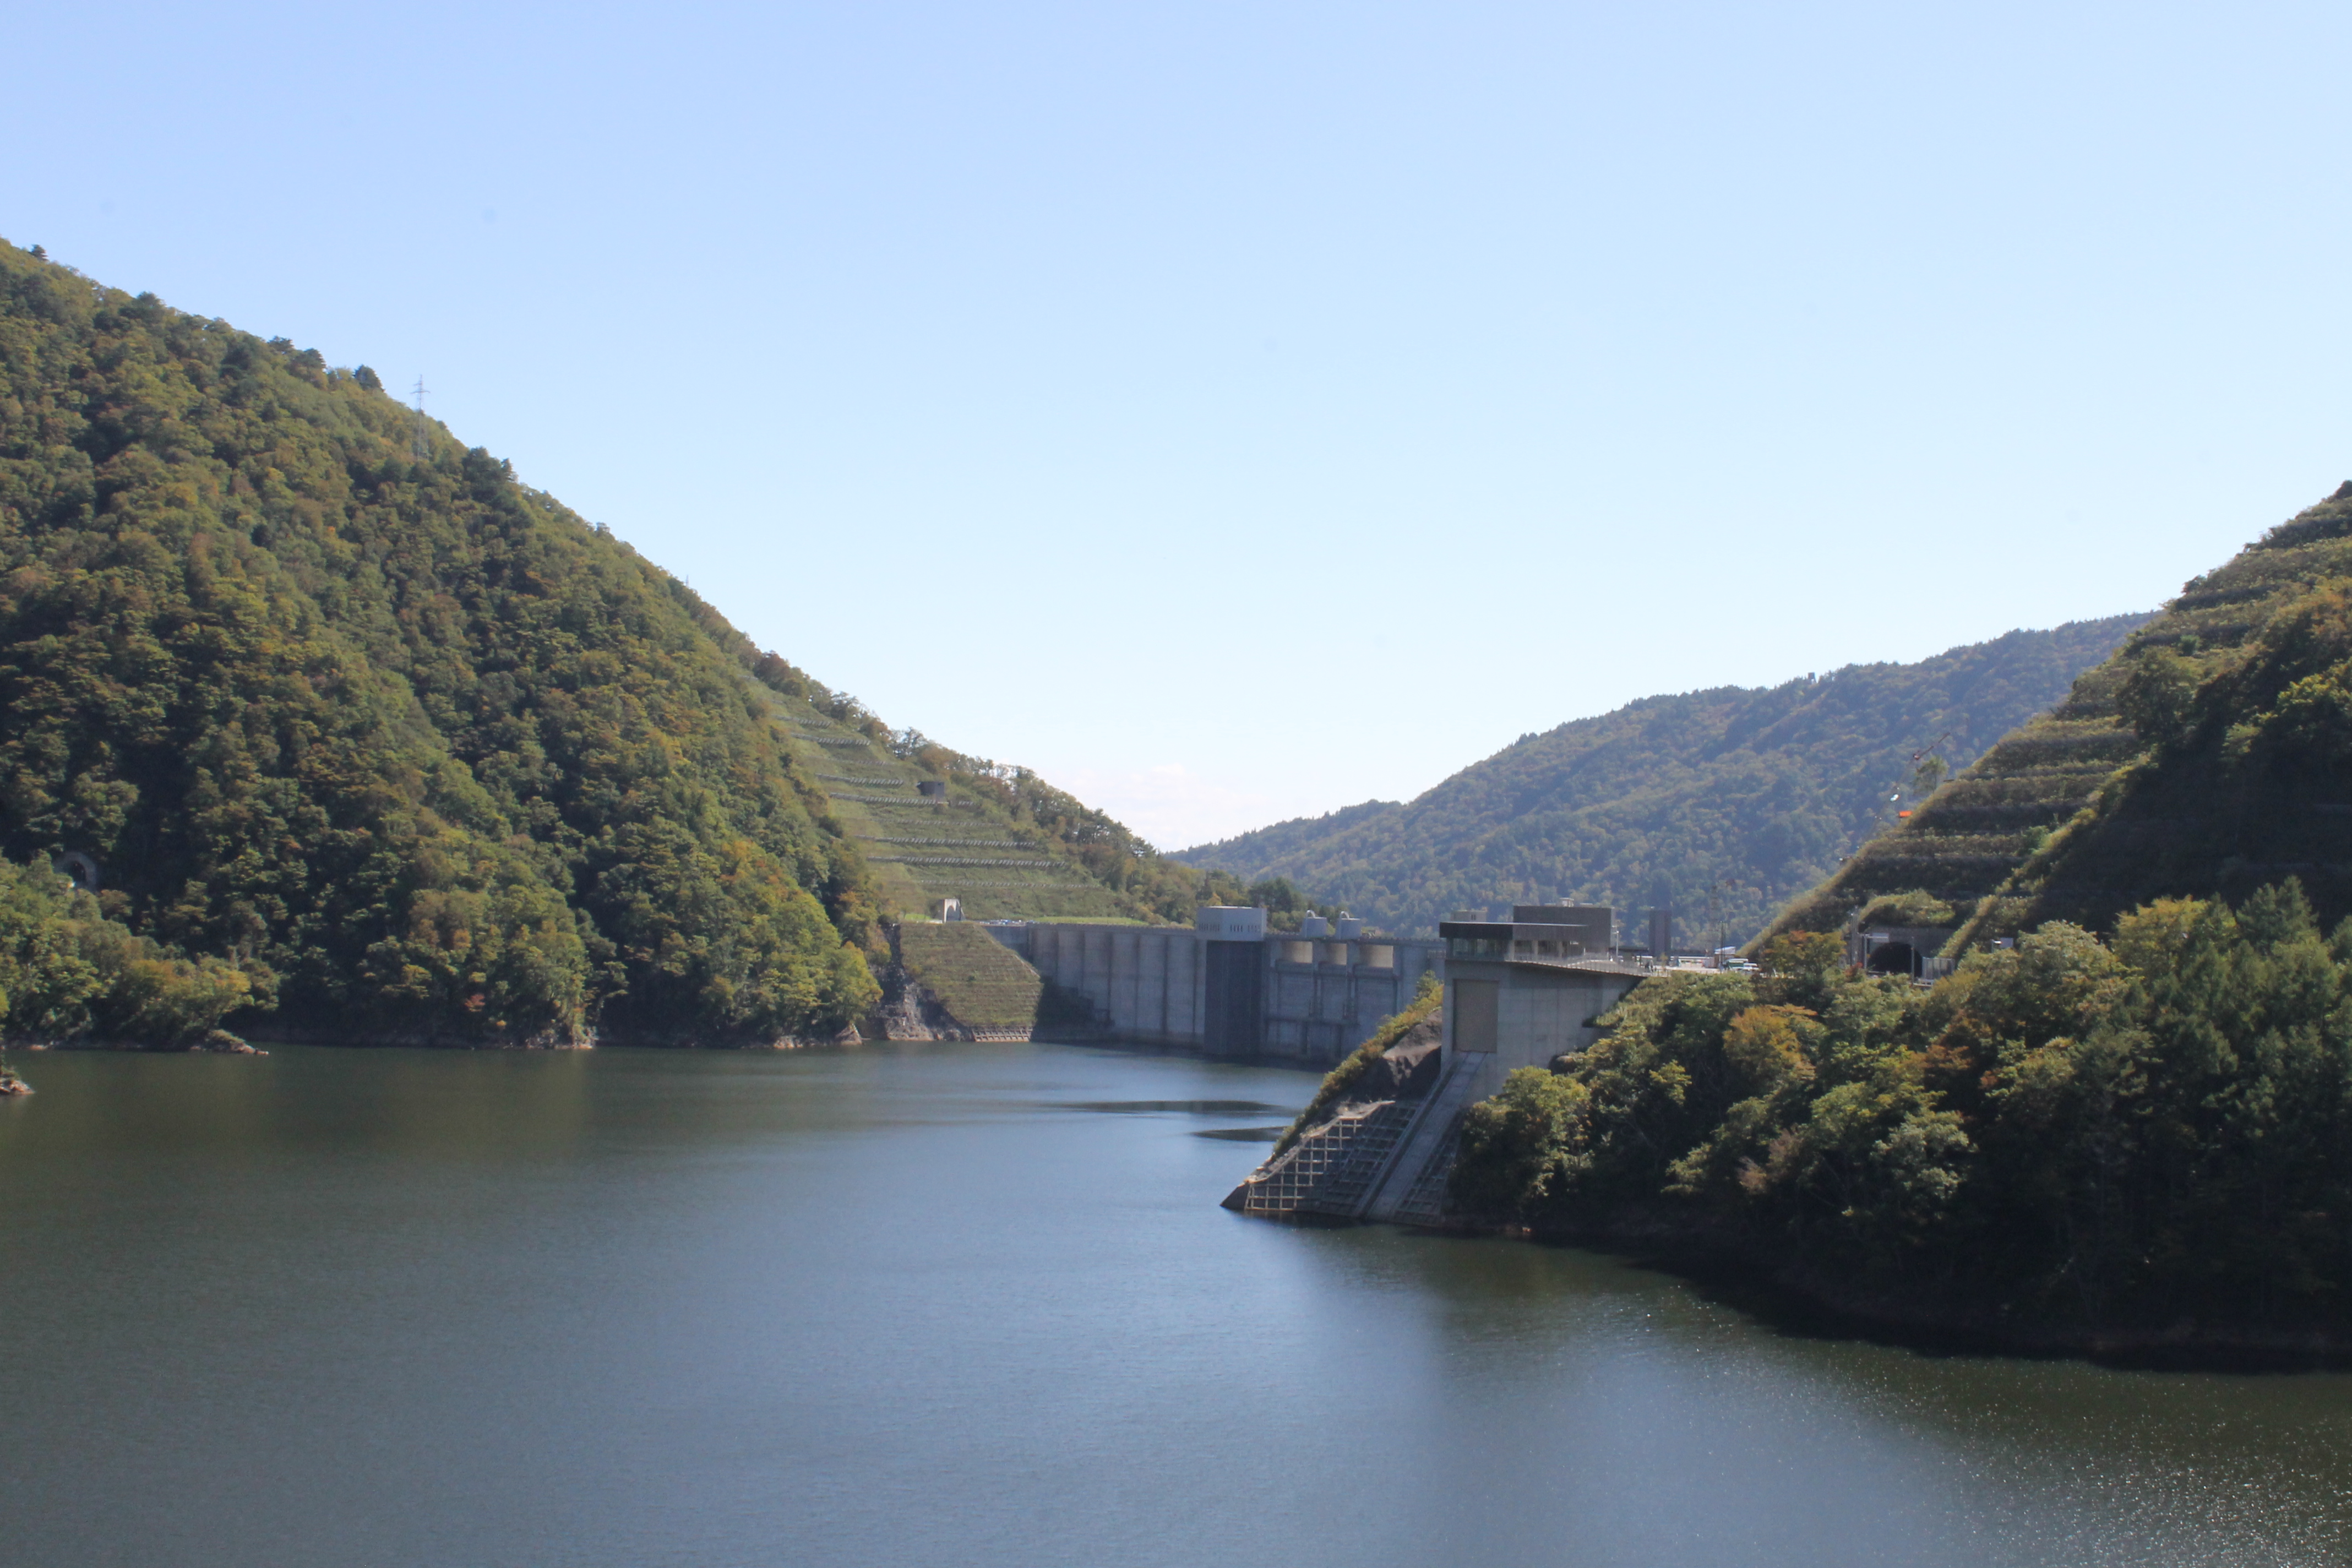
10 2 2349 848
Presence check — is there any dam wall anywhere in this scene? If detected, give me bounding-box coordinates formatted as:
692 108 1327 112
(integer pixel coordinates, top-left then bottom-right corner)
993 914 1444 1068
1016 923 1205 1047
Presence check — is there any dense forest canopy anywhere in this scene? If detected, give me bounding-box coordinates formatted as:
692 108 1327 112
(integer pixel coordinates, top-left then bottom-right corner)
0 238 1235 1047
1178 618 2144 944
1453 881 2352 1341
1767 483 2352 952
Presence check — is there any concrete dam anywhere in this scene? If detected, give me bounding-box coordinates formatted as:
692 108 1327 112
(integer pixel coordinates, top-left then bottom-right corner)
972 901 1659 1227
984 907 1444 1067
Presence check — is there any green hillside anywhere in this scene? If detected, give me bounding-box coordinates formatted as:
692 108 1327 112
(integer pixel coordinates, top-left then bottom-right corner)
1767 482 2352 951
0 239 1235 1048
1177 618 2144 945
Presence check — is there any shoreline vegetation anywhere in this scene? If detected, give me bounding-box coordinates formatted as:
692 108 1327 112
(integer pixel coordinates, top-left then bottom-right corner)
1441 882 2352 1359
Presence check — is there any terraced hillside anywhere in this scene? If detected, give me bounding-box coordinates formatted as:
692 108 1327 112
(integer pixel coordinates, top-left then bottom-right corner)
894 921 1046 1029
1763 482 2352 952
761 695 1146 923
1758 673 2142 946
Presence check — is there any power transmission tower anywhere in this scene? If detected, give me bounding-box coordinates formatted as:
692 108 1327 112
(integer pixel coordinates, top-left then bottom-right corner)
411 376 431 462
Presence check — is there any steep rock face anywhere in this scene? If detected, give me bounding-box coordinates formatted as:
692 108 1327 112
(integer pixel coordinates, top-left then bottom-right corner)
1767 483 2352 949
1180 618 2144 943
1345 1016 1442 1101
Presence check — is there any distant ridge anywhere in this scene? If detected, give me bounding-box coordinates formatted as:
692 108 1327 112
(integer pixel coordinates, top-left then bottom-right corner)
1177 616 2147 945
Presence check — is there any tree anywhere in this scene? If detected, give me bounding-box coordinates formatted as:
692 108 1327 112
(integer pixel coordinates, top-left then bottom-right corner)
1449 878 2352 1336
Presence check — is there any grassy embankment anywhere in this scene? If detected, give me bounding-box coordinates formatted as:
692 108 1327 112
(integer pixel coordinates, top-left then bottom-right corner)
893 922 1047 1029
759 692 1140 924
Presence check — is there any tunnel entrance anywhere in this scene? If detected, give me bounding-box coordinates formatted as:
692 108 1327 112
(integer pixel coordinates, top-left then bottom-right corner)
1865 940 1917 976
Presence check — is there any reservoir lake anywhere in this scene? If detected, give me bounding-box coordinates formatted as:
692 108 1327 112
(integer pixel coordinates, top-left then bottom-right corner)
2 1042 2348 1567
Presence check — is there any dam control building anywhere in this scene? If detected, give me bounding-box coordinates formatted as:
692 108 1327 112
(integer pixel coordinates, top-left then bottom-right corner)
1223 905 1652 1224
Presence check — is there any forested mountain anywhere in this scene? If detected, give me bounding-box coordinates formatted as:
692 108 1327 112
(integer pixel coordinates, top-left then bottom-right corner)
0 239 1237 1048
1766 482 2352 951
1177 617 2145 945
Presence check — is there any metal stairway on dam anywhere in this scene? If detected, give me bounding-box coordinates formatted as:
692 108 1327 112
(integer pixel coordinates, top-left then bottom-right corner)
1225 1099 1410 1219
1358 1050 1489 1223
1223 1049 1493 1225
1384 1108 1470 1226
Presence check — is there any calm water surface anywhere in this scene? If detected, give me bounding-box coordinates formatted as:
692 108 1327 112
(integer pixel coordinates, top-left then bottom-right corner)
2 1043 2348 1567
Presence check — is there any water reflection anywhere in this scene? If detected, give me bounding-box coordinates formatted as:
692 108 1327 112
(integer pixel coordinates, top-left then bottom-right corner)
1285 1225 2352 1565
1043 1098 1300 1115
0 1044 2344 1568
